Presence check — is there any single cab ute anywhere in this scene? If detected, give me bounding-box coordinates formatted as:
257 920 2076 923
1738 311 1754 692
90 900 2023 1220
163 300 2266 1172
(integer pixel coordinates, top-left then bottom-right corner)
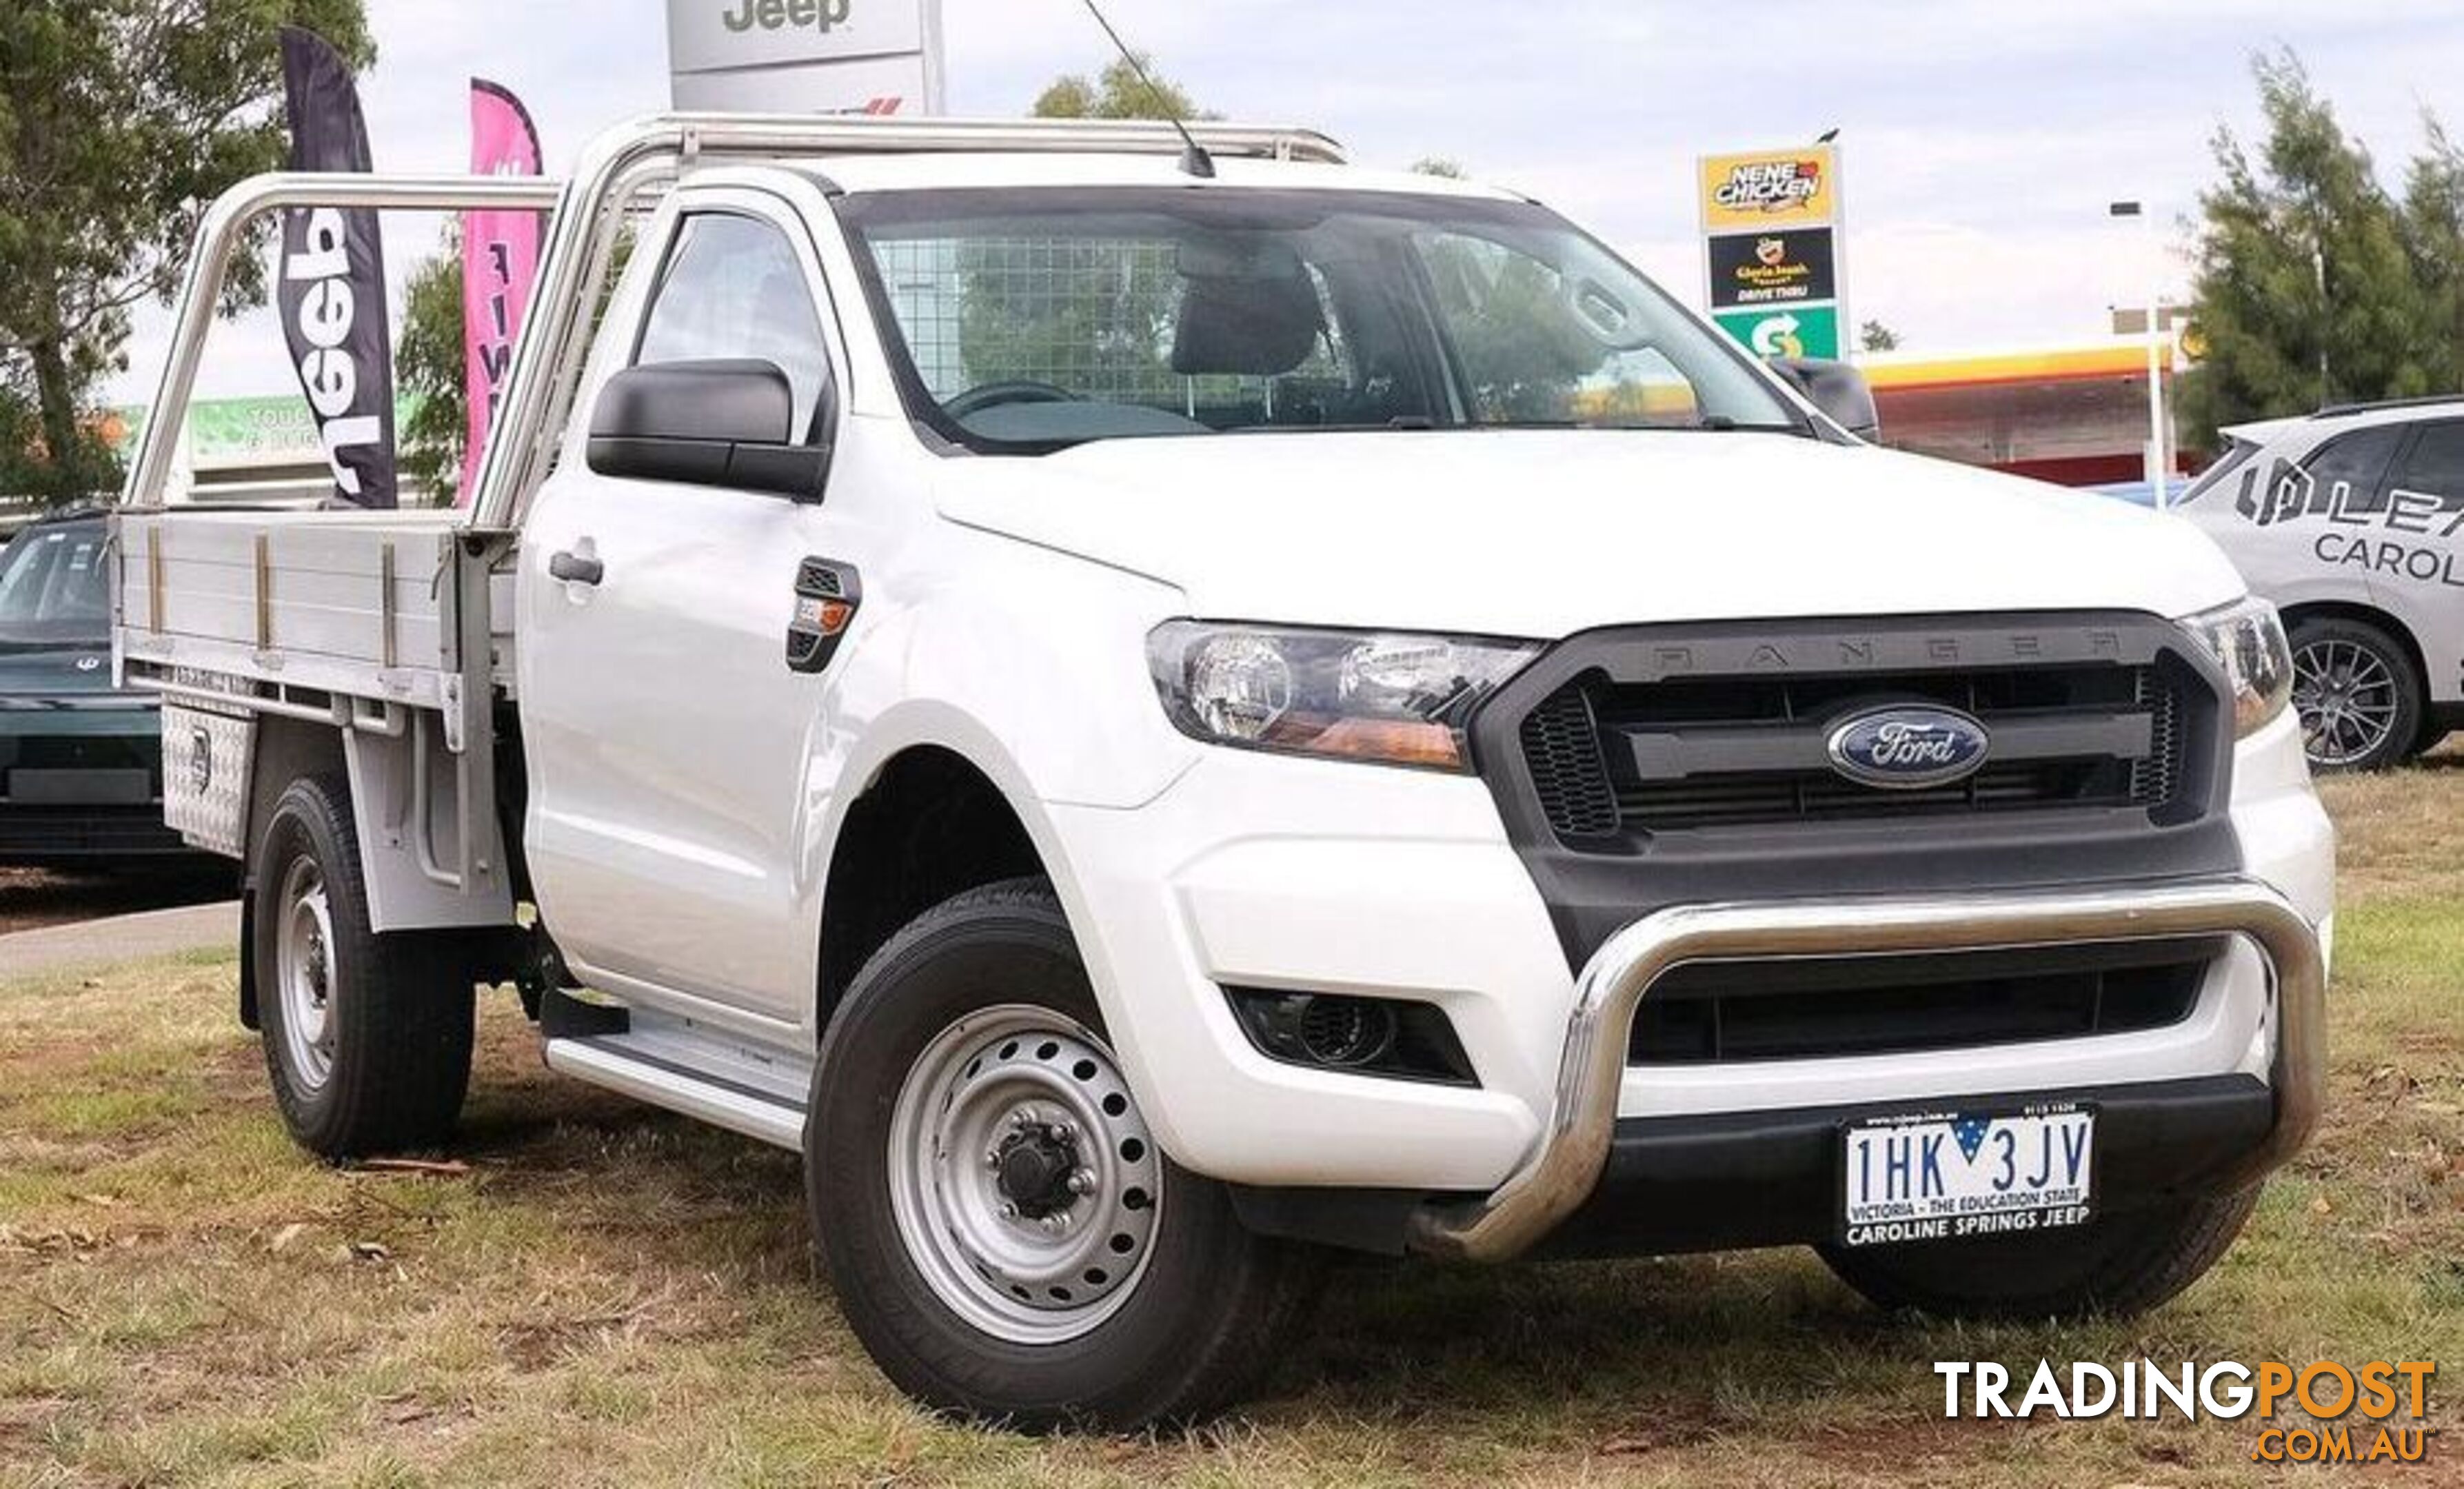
113 114 2334 1428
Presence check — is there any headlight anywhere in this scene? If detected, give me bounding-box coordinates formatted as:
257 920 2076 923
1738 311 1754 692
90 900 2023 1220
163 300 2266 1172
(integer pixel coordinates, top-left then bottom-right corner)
1148 622 1540 771
2179 596 2292 738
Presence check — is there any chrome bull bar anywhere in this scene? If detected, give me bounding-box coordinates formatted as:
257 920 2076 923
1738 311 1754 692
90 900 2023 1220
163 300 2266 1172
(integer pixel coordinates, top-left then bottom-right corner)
1405 878 2326 1264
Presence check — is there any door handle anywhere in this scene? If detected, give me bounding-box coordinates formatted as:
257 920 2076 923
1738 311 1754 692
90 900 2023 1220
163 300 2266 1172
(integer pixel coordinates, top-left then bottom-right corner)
549 550 604 586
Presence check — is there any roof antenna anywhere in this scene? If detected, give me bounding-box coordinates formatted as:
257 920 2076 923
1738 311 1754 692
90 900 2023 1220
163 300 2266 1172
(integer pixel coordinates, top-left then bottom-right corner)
1077 0 1214 179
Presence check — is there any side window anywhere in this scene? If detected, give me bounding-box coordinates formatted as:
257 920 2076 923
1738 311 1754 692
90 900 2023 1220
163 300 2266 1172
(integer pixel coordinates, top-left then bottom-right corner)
2389 421 2464 501
2251 425 2405 525
634 213 833 440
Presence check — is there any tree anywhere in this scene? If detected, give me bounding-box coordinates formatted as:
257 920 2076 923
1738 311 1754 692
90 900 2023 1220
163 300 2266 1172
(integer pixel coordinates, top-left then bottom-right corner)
2179 50 2452 445
951 58 1213 398
2402 116 2464 395
1859 319 1901 354
398 209 631 506
1031 55 1208 122
395 234 464 501
0 1 374 503
1403 159 1599 418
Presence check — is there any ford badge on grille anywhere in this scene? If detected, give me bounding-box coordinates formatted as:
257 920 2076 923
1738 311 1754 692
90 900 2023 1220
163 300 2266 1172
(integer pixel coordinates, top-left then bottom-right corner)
1826 706 1990 789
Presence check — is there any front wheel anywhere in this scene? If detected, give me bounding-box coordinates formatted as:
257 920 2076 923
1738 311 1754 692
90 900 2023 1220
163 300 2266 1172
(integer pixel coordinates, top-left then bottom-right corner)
808 878 1324 1430
1818 1186 2259 1320
2289 616 2423 773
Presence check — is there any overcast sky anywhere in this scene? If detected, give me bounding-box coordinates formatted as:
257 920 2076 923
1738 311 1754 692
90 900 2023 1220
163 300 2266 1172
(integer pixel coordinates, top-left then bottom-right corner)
120 0 2464 403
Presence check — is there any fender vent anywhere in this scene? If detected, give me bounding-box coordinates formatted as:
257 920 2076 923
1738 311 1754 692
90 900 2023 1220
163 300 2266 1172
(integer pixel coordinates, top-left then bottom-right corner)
795 559 847 598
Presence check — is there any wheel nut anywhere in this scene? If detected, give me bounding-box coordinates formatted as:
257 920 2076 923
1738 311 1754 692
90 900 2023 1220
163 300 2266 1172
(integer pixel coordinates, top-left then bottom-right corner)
999 1202 1018 1219
1067 1168 1095 1195
983 1148 1002 1169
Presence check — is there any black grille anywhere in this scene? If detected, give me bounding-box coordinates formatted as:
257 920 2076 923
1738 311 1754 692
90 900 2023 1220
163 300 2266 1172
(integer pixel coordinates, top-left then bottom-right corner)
2131 667 2181 806
0 805 186 857
1517 686 1619 838
4 735 157 773
1628 942 2214 1065
1472 618 2239 971
1517 647 2207 842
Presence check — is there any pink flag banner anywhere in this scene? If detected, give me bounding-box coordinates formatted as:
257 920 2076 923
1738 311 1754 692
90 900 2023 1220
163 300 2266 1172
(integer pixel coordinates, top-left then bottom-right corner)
461 79 544 505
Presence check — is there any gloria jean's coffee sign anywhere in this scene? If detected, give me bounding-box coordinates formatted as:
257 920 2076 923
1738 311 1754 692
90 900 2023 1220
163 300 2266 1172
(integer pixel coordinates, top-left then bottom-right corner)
1706 227 1837 310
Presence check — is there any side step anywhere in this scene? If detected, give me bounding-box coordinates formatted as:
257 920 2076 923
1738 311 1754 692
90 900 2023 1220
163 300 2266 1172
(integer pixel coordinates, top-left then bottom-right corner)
542 1013 812 1152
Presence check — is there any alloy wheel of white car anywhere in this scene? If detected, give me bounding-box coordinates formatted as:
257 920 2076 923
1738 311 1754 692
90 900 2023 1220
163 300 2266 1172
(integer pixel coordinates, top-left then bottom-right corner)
886 1004 1164 1345
2292 637 2402 768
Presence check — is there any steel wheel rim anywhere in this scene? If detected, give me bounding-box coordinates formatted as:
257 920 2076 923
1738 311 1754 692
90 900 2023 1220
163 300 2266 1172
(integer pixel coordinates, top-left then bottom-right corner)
2292 638 2401 767
887 1004 1163 1345
275 855 339 1091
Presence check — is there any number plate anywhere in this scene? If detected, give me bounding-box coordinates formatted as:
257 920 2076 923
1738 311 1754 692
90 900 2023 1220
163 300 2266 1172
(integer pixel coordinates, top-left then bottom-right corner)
1838 1104 2096 1248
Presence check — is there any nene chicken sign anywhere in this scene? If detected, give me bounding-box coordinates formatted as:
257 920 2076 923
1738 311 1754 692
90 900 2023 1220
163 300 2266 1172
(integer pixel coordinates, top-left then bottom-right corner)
666 0 946 112
1699 144 1848 361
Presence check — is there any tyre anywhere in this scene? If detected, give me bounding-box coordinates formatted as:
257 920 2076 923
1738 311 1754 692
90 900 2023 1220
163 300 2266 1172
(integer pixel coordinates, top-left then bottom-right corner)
252 774 474 1159
1819 1186 2259 1320
808 878 1324 1430
2288 616 2423 772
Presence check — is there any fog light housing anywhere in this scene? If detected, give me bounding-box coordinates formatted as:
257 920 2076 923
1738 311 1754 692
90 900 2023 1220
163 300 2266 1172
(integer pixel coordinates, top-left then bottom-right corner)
1224 989 1478 1086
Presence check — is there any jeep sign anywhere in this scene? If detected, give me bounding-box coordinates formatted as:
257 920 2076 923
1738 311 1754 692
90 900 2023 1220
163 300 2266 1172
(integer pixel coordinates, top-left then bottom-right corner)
667 0 944 113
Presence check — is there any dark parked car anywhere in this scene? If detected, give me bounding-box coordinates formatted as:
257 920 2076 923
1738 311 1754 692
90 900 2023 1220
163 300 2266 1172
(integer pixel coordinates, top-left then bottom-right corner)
0 511 188 864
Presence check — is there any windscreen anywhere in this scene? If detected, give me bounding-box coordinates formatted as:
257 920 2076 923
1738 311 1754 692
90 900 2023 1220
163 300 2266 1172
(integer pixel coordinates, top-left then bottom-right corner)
0 521 111 649
838 188 1808 452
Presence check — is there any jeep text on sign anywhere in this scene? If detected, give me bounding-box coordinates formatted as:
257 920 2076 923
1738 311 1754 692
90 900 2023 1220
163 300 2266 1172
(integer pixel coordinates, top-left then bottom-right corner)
668 0 926 74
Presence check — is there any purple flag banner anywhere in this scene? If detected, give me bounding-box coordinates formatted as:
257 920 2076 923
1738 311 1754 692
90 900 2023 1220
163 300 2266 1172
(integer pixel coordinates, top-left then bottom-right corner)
279 28 398 509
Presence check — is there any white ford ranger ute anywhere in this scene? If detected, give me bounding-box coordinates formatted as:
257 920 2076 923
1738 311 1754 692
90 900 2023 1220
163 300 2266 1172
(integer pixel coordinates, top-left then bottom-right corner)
113 116 2334 1429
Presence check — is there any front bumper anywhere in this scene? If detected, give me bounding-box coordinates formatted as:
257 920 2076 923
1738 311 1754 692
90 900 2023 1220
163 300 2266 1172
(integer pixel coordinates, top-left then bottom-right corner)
1404 877 2324 1262
0 804 190 862
1548 1073 2272 1257
0 704 183 862
1047 707 2334 1248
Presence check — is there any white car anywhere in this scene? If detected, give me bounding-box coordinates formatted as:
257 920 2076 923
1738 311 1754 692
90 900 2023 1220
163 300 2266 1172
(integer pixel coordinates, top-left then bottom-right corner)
112 115 2334 1428
2177 397 2464 770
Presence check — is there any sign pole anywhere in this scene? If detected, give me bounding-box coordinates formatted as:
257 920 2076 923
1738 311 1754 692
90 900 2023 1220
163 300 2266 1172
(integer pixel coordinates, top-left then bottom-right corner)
2112 201 2169 505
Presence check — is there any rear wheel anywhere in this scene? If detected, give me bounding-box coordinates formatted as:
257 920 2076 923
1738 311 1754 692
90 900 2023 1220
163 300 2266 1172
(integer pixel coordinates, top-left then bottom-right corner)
252 775 474 1159
808 878 1324 1429
2288 616 2422 772
1819 1186 2259 1320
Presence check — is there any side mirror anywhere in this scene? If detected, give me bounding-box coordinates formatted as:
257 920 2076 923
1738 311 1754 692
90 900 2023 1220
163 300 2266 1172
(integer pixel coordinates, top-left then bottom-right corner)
585 360 829 500
1770 357 1880 443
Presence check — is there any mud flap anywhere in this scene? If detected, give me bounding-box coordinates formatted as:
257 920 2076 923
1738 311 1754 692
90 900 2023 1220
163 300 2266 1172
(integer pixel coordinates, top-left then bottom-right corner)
236 887 260 1031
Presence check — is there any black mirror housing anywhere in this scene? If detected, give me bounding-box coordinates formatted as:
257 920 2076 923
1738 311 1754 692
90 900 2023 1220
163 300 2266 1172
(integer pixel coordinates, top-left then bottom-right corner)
585 359 829 500
1770 357 1881 443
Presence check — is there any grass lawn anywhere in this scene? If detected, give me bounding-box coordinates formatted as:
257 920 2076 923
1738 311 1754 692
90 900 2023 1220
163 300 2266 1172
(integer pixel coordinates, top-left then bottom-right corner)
3 768 2461 1487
